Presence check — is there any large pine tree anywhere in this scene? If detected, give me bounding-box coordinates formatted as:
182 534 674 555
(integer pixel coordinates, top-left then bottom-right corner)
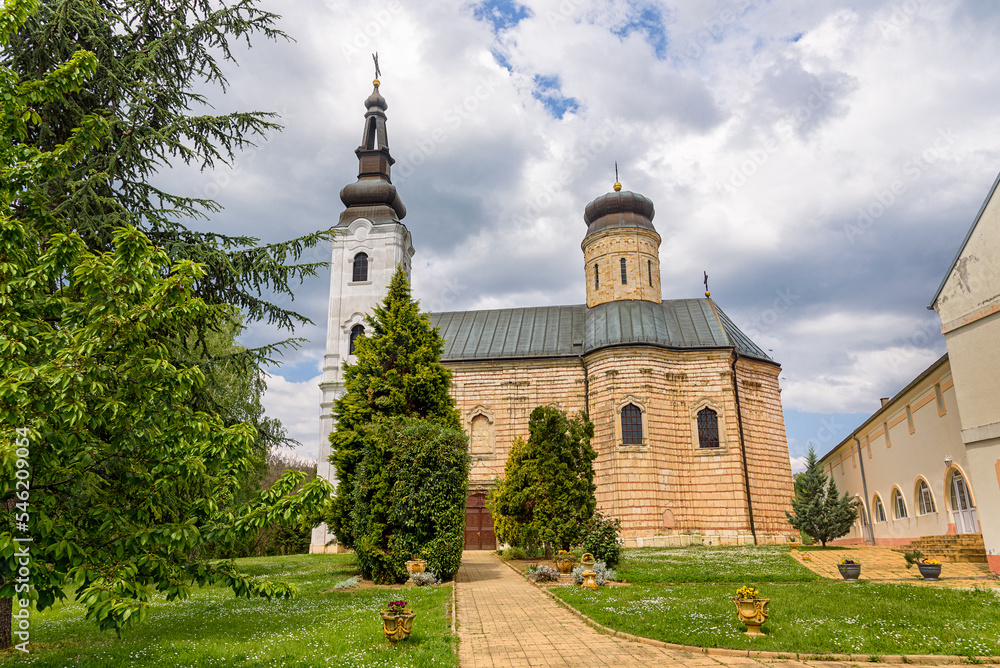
785 445 859 546
328 267 461 548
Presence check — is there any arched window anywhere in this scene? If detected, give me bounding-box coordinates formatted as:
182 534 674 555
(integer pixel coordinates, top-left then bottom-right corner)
594 263 599 290
916 479 936 514
891 488 907 519
859 504 869 526
873 495 886 522
365 117 377 150
349 324 365 355
647 259 652 286
697 408 719 448
620 258 627 285
352 252 369 282
621 404 642 445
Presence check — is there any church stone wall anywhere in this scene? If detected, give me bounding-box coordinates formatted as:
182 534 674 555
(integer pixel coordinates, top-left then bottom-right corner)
446 358 587 489
445 348 795 547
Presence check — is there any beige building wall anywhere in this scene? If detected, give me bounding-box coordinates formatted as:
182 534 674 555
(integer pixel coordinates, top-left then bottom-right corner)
448 347 795 547
820 358 979 547
932 173 1000 574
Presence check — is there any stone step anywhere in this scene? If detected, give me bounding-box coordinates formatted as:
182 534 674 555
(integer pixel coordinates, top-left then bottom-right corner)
891 533 986 563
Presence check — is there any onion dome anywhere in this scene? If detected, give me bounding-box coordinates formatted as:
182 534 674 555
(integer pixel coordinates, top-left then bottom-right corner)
583 187 656 239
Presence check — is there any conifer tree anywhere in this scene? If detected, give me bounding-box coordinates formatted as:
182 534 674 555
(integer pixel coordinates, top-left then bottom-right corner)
328 267 461 548
785 445 859 546
490 406 597 556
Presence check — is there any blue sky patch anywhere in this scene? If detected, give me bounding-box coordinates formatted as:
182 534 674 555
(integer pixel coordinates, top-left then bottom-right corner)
490 47 514 73
532 74 580 119
611 3 669 59
473 0 533 34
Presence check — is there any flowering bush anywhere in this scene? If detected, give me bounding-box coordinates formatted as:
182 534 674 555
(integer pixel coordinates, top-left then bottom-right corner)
387 600 407 615
411 570 442 586
735 585 759 600
839 558 859 565
526 565 561 582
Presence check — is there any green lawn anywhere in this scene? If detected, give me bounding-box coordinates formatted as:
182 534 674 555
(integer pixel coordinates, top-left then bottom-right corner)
1 554 457 667
553 546 1000 657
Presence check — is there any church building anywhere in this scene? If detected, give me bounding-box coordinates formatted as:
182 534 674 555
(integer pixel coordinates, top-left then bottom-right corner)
311 79 797 553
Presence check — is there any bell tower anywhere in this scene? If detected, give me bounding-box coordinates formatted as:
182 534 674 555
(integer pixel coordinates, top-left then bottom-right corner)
312 71 415 553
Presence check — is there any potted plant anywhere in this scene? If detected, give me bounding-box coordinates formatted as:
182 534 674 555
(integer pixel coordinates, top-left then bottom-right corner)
380 600 416 645
732 585 769 636
554 550 577 573
837 558 861 581
917 558 942 581
405 558 427 576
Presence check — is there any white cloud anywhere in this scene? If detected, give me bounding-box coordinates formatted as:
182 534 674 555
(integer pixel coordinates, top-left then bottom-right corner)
261 373 323 462
790 456 809 474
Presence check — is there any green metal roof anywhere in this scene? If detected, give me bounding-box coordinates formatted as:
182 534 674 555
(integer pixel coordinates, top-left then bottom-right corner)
428 299 775 364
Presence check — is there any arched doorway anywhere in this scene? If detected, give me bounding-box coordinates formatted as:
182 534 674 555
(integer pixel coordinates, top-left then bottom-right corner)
948 470 978 534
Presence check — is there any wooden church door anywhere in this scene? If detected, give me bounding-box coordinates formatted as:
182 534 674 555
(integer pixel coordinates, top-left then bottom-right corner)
464 492 496 550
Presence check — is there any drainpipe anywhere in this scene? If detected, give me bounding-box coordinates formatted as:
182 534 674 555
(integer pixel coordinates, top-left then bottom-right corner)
731 351 757 546
854 435 877 546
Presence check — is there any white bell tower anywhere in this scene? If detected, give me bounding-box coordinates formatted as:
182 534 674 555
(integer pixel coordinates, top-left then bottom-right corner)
311 75 414 552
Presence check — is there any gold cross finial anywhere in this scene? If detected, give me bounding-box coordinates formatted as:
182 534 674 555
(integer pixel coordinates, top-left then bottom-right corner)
704 271 711 298
613 161 622 192
372 52 381 86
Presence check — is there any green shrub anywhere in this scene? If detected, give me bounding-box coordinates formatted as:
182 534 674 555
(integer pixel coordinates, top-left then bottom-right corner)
583 513 623 568
352 417 470 584
571 561 616 586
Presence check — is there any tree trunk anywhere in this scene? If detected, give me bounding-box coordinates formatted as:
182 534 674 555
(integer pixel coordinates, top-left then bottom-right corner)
0 596 12 650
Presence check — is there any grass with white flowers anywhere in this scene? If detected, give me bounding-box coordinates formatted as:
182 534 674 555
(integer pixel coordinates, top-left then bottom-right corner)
1 554 457 668
553 546 1000 657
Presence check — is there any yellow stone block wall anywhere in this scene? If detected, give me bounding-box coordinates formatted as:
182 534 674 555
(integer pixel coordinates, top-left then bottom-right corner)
447 358 587 489
445 347 795 545
582 228 662 307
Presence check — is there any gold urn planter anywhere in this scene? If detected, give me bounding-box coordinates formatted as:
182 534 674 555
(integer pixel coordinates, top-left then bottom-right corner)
405 559 427 576
732 586 768 636
381 602 416 645
579 552 598 590
733 597 770 636
554 553 577 574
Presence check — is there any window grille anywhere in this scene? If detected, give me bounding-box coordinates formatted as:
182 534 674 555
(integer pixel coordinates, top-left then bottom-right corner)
697 408 720 448
621 404 642 444
873 495 886 522
917 480 936 514
620 258 627 285
353 253 369 282
892 489 907 519
349 324 365 355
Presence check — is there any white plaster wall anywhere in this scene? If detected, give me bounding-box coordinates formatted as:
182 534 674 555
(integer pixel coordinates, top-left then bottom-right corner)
310 218 414 552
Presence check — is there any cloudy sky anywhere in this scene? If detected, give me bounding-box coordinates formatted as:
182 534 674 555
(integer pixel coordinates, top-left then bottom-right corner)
165 0 1000 470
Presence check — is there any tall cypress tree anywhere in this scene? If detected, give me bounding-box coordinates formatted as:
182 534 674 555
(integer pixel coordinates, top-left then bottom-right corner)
328 267 461 548
786 445 859 546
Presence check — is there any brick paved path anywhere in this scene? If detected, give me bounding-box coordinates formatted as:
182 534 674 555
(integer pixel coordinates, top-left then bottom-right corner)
453 550 986 668
454 550 730 667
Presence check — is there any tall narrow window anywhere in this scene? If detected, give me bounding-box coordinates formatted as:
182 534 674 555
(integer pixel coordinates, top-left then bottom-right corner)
620 258 627 285
621 404 642 444
892 488 908 519
349 324 365 355
917 480 936 514
873 495 886 522
594 263 599 289
647 259 652 286
365 117 377 149
697 408 720 448
859 504 869 526
353 252 369 282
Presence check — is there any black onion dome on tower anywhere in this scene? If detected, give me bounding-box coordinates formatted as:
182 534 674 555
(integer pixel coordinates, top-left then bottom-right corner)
583 188 656 239
338 79 406 226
